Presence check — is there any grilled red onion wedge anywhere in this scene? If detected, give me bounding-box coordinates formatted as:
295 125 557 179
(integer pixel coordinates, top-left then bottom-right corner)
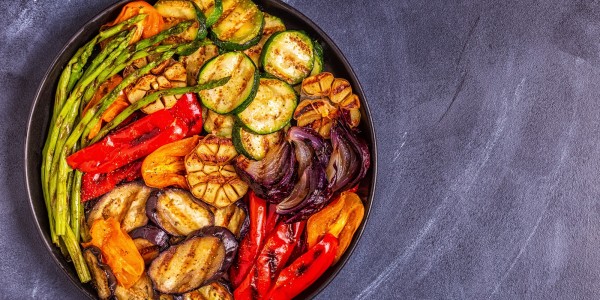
276 127 330 222
234 139 297 202
326 120 371 195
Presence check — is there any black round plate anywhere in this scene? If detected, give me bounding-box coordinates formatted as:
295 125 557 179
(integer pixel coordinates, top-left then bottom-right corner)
24 0 377 298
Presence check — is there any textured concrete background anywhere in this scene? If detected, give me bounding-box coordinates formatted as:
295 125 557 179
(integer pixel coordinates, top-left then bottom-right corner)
2 0 600 299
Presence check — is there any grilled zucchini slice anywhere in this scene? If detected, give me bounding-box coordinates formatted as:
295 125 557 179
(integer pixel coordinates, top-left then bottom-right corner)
236 78 297 134
210 0 264 50
192 0 223 27
261 30 314 85
232 122 283 160
197 51 259 114
310 40 324 76
180 40 220 85
243 13 286 66
155 0 207 42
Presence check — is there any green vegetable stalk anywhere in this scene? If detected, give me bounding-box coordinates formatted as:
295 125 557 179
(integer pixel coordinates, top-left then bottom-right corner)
91 76 231 143
40 12 212 285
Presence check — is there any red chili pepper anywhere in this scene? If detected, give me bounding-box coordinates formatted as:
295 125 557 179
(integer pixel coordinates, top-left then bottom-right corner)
67 93 202 174
81 159 142 201
265 204 281 234
254 221 305 298
266 233 339 300
230 191 268 287
233 265 255 300
233 221 305 299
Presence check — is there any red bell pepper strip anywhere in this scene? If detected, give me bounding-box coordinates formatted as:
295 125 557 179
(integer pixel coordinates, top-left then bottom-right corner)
266 233 339 300
67 93 202 174
265 203 281 235
81 159 142 201
169 93 203 136
254 221 305 298
230 192 268 287
233 265 256 300
234 220 305 299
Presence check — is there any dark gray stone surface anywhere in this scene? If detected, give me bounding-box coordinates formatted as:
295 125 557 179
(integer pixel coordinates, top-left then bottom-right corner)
2 0 599 299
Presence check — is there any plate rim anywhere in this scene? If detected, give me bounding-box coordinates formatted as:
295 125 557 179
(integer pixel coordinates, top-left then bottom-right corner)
24 0 378 298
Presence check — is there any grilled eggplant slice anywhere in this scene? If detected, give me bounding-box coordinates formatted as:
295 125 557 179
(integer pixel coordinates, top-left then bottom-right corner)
87 182 154 233
84 247 117 300
185 135 248 208
178 281 234 300
114 274 155 300
148 226 238 294
130 225 170 264
146 189 215 236
213 200 249 239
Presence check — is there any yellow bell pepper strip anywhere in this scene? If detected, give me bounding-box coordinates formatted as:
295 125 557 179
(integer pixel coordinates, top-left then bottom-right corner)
306 191 365 263
83 218 145 289
141 135 200 189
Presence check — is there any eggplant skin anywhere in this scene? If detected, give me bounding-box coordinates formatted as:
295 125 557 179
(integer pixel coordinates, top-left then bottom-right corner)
83 247 117 300
129 225 170 249
148 227 237 294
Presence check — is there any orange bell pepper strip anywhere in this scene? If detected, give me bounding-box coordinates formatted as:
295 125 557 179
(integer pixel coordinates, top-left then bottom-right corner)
306 191 365 263
334 192 364 263
83 75 129 140
141 135 200 189
107 1 164 42
83 218 144 289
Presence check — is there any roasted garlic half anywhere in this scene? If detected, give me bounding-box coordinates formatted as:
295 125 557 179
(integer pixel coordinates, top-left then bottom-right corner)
294 72 362 138
185 135 248 208
124 58 187 114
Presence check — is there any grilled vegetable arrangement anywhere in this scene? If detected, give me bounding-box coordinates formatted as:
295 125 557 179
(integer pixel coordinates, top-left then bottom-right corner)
41 1 371 299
